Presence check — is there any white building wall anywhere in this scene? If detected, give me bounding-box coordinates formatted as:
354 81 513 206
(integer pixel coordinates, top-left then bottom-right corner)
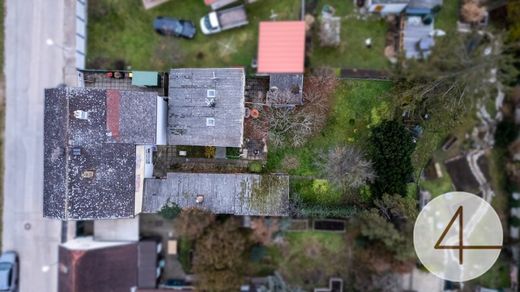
156 96 168 145
75 0 87 69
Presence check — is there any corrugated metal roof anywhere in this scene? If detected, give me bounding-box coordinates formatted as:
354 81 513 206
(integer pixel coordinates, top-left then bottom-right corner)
257 21 306 74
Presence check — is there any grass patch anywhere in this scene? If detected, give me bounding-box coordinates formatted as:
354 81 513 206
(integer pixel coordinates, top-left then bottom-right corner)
178 238 193 273
273 231 348 289
435 0 459 32
291 177 342 206
87 0 300 71
420 175 453 197
310 0 390 70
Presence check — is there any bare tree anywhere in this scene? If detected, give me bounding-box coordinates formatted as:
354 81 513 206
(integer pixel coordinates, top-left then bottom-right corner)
174 208 216 240
461 1 487 24
264 68 337 148
316 146 376 192
394 32 518 124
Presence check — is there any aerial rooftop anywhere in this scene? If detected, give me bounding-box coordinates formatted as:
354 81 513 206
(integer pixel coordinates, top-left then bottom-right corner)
143 172 290 216
257 21 306 74
58 238 157 292
43 88 157 220
168 68 245 147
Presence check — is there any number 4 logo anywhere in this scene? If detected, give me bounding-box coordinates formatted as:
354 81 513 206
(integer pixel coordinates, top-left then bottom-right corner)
434 206 502 265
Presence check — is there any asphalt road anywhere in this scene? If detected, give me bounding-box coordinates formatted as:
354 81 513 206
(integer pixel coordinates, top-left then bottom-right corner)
3 0 71 291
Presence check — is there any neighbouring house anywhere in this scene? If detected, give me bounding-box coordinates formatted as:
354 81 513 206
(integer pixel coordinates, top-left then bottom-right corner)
143 173 290 216
168 68 245 147
43 88 167 220
366 0 410 15
257 21 306 105
58 237 160 292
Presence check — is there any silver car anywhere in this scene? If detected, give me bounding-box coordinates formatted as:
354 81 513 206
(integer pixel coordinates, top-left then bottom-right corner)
0 251 18 292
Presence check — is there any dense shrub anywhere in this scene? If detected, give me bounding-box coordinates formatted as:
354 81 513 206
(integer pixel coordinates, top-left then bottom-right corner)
158 200 182 220
495 119 518 148
249 161 263 173
368 120 415 197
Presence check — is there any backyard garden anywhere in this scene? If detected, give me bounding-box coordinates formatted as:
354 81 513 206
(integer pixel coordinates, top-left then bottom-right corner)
266 79 394 206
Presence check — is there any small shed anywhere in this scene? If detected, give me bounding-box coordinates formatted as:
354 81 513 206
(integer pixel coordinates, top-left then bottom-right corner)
319 16 341 47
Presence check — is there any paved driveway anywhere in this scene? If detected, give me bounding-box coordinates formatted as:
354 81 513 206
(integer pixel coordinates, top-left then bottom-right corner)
3 0 72 291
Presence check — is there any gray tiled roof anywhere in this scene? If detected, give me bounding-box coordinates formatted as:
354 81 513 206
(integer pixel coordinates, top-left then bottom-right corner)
142 173 289 216
267 73 304 105
168 68 245 147
44 88 157 220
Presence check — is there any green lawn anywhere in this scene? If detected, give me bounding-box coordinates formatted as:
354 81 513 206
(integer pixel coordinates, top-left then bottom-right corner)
273 231 348 289
87 0 300 71
267 80 393 204
471 255 511 289
267 80 392 175
178 238 193 273
435 0 459 32
310 0 390 70
420 175 453 197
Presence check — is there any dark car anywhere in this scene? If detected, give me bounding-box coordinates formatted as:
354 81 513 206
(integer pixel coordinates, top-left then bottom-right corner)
0 251 18 292
154 17 196 39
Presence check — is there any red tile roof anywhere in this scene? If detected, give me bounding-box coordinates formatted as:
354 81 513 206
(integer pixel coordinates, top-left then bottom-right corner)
257 21 306 74
106 89 121 142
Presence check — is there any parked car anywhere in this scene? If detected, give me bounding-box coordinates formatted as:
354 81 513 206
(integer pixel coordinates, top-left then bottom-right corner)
200 5 248 35
0 251 18 292
153 17 196 39
159 278 193 289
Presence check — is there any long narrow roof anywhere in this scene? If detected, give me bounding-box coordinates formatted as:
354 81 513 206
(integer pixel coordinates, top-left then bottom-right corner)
44 88 157 220
143 173 289 216
257 21 306 74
